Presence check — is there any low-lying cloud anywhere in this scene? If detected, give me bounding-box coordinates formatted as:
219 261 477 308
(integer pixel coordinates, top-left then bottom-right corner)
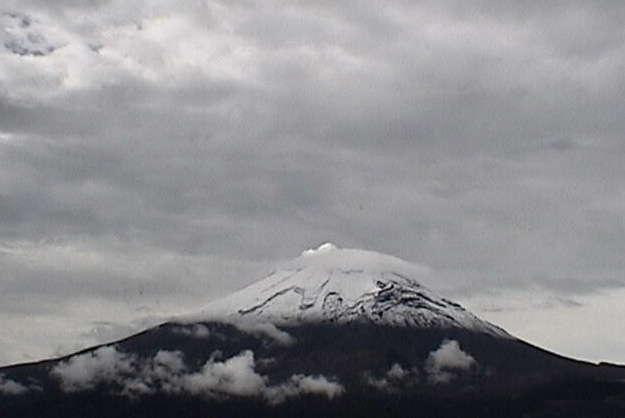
180 350 267 397
0 374 29 395
171 324 212 339
50 345 343 403
364 363 418 391
266 374 344 405
50 346 137 392
171 321 296 345
425 340 476 384
231 321 296 346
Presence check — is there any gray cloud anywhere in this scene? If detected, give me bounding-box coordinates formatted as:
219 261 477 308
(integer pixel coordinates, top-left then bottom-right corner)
1 0 625 365
229 321 296 346
81 320 161 346
170 323 212 339
0 374 29 395
265 374 344 405
364 362 418 391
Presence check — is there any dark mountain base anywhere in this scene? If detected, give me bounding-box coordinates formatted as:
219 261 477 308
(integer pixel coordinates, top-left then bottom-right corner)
4 393 625 418
1 322 625 418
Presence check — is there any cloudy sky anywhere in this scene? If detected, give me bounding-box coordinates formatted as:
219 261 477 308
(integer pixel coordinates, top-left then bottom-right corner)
1 0 625 366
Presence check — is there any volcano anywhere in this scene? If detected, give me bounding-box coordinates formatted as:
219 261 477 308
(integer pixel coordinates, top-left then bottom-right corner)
191 243 509 337
1 244 625 418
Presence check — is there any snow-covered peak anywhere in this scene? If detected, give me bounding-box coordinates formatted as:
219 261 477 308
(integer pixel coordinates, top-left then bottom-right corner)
187 245 511 338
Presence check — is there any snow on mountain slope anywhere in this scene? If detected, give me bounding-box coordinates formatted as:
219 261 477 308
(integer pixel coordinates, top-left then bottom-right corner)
186 244 511 338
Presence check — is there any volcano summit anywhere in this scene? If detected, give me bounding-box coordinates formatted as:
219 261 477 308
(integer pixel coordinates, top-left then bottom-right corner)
191 243 509 337
1 244 625 418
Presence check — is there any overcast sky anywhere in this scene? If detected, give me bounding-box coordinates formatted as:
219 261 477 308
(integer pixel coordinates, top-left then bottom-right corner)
1 0 625 366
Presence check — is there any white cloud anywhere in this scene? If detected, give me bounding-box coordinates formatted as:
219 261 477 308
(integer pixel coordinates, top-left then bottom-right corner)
425 340 476 384
121 349 187 397
171 320 295 345
266 374 344 405
49 345 343 403
152 350 186 375
363 362 417 391
363 373 390 391
179 350 267 397
50 346 136 392
171 324 211 339
168 350 344 402
288 374 344 399
0 374 29 395
232 321 296 346
386 363 409 380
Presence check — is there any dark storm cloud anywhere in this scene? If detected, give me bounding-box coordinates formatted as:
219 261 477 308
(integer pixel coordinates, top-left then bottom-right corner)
1 0 625 364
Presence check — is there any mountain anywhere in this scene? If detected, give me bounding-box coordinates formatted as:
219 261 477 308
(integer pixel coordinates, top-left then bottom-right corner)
191 243 509 338
1 244 625 418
